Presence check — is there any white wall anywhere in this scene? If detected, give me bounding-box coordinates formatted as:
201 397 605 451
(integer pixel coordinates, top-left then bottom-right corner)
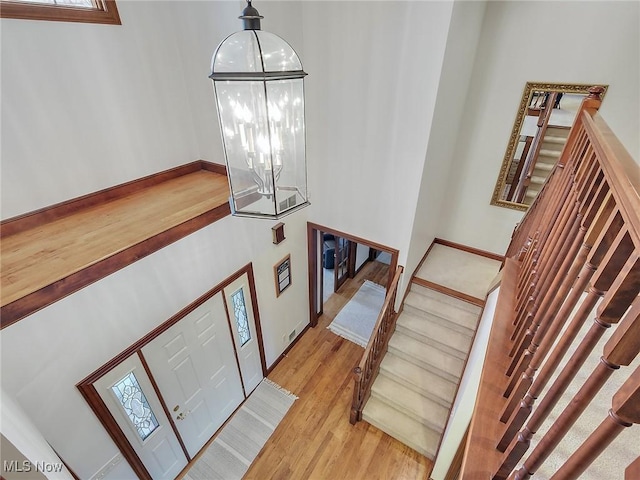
1 2 310 478
405 0 488 282
302 1 455 268
0 389 73 479
439 0 640 254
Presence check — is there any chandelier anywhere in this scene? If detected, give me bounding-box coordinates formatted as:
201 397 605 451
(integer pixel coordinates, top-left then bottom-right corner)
210 1 309 219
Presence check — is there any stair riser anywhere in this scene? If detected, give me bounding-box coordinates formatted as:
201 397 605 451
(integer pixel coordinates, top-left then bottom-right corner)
370 390 447 433
409 283 481 315
395 323 468 360
388 344 461 383
402 304 475 336
378 367 453 409
362 413 435 459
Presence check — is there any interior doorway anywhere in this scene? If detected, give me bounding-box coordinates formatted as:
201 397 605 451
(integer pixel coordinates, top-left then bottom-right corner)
307 222 399 327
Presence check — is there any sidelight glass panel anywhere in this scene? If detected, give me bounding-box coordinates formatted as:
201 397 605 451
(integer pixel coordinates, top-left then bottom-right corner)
231 288 251 346
111 371 160 441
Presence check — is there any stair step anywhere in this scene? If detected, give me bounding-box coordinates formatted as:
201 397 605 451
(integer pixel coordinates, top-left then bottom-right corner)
534 162 554 172
379 353 456 408
404 291 479 334
396 311 471 359
539 149 561 158
371 375 450 432
388 332 464 383
530 175 547 185
409 283 482 315
543 135 567 145
362 396 441 459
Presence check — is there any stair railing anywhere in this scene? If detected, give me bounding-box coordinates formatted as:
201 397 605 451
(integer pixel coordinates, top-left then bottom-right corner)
513 92 558 203
463 86 640 479
350 265 404 424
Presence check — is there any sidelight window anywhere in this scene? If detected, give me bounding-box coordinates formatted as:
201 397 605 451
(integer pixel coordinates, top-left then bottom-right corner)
111 371 160 441
231 288 251 346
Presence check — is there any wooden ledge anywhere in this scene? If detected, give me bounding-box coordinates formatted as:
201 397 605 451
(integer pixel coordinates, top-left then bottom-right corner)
1 161 230 329
462 257 519 478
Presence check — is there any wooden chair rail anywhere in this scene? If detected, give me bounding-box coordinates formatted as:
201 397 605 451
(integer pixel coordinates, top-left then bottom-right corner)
350 265 404 424
464 87 640 480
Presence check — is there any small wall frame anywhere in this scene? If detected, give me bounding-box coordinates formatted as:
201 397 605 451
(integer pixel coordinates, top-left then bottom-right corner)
274 254 292 297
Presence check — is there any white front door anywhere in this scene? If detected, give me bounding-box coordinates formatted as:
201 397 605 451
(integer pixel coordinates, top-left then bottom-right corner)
141 293 244 458
223 273 263 395
94 354 187 480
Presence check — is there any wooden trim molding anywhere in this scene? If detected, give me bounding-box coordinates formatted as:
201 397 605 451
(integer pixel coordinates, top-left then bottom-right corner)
434 238 505 262
1 161 229 329
0 0 121 25
306 222 400 328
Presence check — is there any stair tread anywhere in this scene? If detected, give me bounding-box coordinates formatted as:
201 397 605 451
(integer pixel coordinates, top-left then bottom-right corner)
371 375 449 431
388 332 465 381
380 353 456 407
409 284 482 315
363 396 441 459
539 148 561 157
397 311 472 355
404 291 479 332
543 135 567 144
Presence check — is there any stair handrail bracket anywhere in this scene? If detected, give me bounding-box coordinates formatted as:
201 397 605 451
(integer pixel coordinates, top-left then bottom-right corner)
464 87 640 480
350 265 404 425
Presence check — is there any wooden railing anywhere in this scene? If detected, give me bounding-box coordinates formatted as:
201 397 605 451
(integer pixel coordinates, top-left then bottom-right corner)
464 86 640 479
350 265 404 424
513 92 558 203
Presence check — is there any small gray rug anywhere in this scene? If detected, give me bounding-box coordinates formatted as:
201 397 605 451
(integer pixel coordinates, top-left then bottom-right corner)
327 280 386 347
183 378 297 480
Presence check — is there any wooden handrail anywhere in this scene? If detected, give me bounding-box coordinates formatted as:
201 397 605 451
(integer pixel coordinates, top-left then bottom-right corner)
463 86 640 479
350 265 404 424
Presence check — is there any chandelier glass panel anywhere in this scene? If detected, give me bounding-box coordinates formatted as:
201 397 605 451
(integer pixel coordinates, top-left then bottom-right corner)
210 3 309 219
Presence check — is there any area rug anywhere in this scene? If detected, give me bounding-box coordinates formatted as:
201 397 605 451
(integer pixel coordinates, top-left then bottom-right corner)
327 280 386 347
183 378 297 480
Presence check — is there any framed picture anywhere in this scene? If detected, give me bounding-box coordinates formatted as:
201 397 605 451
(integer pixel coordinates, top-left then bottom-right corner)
274 254 292 297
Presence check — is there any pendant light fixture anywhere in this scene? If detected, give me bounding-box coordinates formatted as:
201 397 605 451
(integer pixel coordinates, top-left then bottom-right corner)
210 0 309 219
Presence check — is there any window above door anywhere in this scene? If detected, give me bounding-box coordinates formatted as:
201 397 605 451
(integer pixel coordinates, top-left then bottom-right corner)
0 0 121 24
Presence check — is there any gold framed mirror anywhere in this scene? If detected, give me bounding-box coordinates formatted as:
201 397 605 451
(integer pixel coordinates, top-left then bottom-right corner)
490 82 608 211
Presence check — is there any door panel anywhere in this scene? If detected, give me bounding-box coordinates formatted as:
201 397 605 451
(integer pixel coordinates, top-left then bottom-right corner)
334 236 351 291
142 293 244 458
223 273 264 395
94 355 187 480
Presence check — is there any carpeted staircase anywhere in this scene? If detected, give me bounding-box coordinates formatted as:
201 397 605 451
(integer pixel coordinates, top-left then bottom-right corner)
362 282 482 459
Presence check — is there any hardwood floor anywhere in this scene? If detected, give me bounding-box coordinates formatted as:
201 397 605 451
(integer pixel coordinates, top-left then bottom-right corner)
244 260 432 479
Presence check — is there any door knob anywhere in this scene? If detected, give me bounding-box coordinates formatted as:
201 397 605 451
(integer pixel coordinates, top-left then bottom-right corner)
176 410 191 421
173 405 180 412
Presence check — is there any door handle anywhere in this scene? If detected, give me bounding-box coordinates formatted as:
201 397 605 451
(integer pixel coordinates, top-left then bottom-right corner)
176 410 191 421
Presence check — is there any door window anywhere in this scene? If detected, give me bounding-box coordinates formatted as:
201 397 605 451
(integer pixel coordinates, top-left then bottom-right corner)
111 371 160 442
231 288 251 347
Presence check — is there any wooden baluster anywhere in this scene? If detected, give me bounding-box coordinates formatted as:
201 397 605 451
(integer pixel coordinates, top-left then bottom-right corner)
493 233 637 478
503 212 584 395
497 197 620 444
550 361 640 479
625 456 640 480
506 200 581 374
501 167 610 402
498 192 615 425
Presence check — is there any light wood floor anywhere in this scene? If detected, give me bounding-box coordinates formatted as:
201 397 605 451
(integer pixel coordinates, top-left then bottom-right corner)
244 260 432 480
